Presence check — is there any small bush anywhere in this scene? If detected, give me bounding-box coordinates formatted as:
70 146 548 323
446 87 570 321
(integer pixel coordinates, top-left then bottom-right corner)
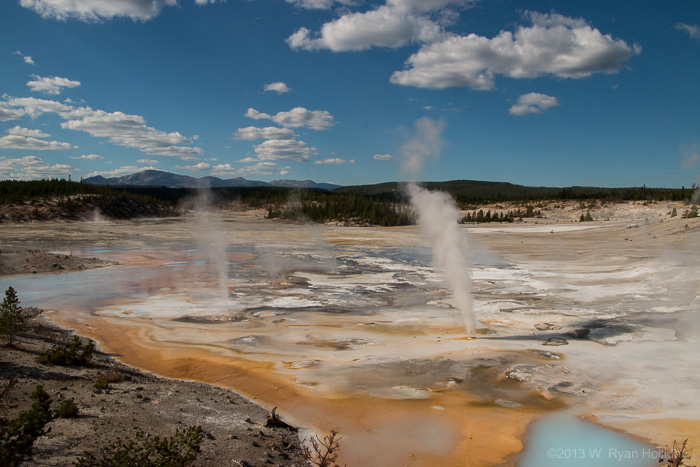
298 429 344 467
55 399 79 419
0 384 53 466
74 425 203 467
37 336 95 366
93 378 110 391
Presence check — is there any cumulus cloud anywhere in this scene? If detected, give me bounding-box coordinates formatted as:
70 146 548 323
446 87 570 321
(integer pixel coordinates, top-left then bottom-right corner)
233 126 296 141
6 96 88 119
391 11 641 90
20 0 178 21
0 103 30 121
14 51 35 65
245 107 335 130
287 5 444 51
137 159 159 164
62 110 203 158
0 135 75 150
313 158 353 165
509 92 560 115
675 23 700 41
373 153 394 160
2 96 203 158
27 76 81 95
6 126 50 138
263 82 291 94
0 126 75 150
253 138 316 162
0 155 76 179
70 154 103 160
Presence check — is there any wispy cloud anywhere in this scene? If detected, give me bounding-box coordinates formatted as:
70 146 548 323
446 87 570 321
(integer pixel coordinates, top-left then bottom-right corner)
0 155 76 179
0 126 75 150
509 92 559 116
373 153 394 161
680 143 700 170
70 154 103 160
86 165 158 178
314 158 354 165
675 23 700 41
2 96 203 159
13 50 35 65
27 75 81 95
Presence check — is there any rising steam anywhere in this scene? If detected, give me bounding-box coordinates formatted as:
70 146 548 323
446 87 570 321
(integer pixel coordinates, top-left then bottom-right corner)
401 117 477 336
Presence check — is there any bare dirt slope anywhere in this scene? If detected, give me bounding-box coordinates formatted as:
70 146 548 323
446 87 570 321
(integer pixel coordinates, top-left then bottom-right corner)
0 322 302 466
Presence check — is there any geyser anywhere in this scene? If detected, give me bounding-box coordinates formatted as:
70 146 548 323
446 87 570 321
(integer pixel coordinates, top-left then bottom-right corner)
407 182 476 335
400 117 477 336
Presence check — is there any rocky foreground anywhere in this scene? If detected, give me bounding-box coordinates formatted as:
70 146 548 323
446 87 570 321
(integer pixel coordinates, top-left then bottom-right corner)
0 322 303 466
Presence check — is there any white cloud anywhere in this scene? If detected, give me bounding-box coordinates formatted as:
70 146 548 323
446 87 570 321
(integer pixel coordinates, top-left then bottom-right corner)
233 126 296 140
387 0 477 13
86 165 157 178
263 82 291 94
61 109 203 158
6 126 50 138
373 153 394 161
20 0 178 21
14 51 35 65
253 138 317 162
313 158 353 165
287 5 444 51
27 76 81 95
0 126 76 150
0 103 30 121
509 92 560 115
391 11 641 90
3 97 203 158
176 162 212 171
136 158 159 164
70 154 103 160
6 96 88 119
675 23 700 41
245 107 335 130
0 155 76 180
681 144 700 170
284 0 356 10
210 162 281 177
0 135 75 150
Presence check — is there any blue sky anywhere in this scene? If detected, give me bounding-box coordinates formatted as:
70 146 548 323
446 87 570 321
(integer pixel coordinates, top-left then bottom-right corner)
0 0 699 188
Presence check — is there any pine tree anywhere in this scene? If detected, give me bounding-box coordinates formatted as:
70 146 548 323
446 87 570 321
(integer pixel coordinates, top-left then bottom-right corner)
0 287 26 346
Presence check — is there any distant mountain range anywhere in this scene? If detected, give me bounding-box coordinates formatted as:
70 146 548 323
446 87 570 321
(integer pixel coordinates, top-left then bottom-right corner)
83 170 341 191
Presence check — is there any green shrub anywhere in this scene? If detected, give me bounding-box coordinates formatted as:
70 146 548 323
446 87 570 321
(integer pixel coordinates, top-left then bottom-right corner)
74 425 203 467
55 399 79 419
93 378 109 391
0 384 53 466
37 336 95 366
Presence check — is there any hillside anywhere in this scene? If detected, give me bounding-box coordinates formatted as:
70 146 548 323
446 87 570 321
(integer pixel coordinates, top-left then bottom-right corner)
334 180 692 204
83 170 341 191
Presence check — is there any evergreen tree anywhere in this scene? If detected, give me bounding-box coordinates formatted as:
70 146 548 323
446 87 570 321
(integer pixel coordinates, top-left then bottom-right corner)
0 287 26 346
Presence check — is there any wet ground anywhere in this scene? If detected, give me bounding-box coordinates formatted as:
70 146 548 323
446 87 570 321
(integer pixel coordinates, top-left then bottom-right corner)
1 206 698 466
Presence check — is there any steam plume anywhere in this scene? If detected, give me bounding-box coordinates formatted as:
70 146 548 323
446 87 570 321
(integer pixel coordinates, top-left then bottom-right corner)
401 117 477 335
